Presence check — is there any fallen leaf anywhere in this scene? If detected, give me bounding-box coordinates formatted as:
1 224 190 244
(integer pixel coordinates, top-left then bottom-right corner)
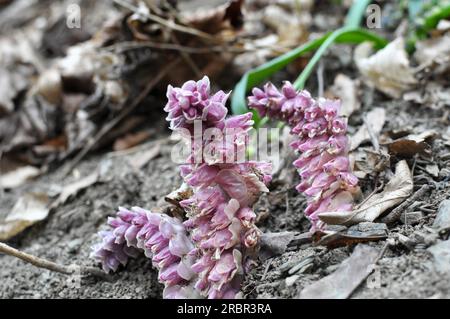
128 142 161 169
298 244 379 299
319 160 413 226
0 192 49 240
0 166 41 189
262 5 309 47
433 200 450 231
428 239 450 274
260 231 297 260
350 107 385 150
388 139 428 157
315 222 388 249
181 0 244 35
387 130 438 157
404 82 450 109
414 33 450 68
329 74 360 117
355 38 417 98
52 172 99 207
113 130 151 151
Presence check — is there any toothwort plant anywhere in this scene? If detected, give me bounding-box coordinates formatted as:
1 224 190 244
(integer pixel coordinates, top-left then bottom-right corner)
248 81 358 231
91 76 271 299
165 76 272 298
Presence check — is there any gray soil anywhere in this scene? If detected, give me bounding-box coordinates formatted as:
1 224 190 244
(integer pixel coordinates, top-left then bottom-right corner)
1 0 450 300
1 93 450 299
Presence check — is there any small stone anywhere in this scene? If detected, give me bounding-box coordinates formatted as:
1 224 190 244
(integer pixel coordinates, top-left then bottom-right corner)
400 211 424 225
433 200 450 230
67 238 83 253
396 233 416 250
285 275 300 287
428 239 450 273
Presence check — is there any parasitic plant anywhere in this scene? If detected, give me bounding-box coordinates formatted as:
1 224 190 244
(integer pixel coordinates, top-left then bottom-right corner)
248 82 358 231
91 76 271 299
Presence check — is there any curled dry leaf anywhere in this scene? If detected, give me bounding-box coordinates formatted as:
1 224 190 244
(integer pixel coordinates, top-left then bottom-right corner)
387 130 438 158
298 244 379 299
319 160 413 226
355 38 417 98
0 192 49 240
350 107 386 151
180 0 244 35
315 222 388 249
0 166 41 189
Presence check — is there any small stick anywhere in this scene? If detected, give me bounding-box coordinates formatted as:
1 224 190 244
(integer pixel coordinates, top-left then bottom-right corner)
0 242 110 280
63 58 180 176
381 184 431 224
261 258 273 281
113 0 216 42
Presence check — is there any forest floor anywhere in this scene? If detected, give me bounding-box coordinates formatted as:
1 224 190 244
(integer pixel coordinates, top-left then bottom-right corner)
1 0 450 298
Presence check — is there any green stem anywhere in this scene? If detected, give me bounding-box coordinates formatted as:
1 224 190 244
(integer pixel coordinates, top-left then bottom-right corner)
345 0 372 28
293 27 385 90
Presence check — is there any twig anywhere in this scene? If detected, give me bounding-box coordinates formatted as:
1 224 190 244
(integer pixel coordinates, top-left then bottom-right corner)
0 242 110 280
363 115 380 151
381 184 431 224
261 258 273 281
104 40 248 54
113 0 216 42
63 58 180 176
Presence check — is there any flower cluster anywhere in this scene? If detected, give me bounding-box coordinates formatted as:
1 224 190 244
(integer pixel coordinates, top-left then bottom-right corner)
166 76 272 298
248 81 358 231
91 207 199 298
92 76 271 299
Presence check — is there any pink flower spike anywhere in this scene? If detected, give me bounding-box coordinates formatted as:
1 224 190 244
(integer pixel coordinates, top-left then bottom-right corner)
249 85 358 232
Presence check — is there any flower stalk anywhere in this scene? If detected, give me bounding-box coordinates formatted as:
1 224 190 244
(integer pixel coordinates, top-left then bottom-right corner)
248 82 358 231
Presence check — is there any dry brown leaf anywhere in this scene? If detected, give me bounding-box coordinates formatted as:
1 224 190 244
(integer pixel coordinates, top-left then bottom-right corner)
350 107 385 151
0 166 41 189
387 130 438 157
298 244 379 299
128 142 161 169
319 160 413 226
315 222 388 249
0 192 49 240
113 130 152 151
355 38 417 98
329 74 360 117
181 0 244 35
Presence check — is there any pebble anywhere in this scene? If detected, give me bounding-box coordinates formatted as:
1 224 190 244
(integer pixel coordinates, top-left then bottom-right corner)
427 239 450 274
433 200 450 230
285 275 300 287
67 238 83 253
